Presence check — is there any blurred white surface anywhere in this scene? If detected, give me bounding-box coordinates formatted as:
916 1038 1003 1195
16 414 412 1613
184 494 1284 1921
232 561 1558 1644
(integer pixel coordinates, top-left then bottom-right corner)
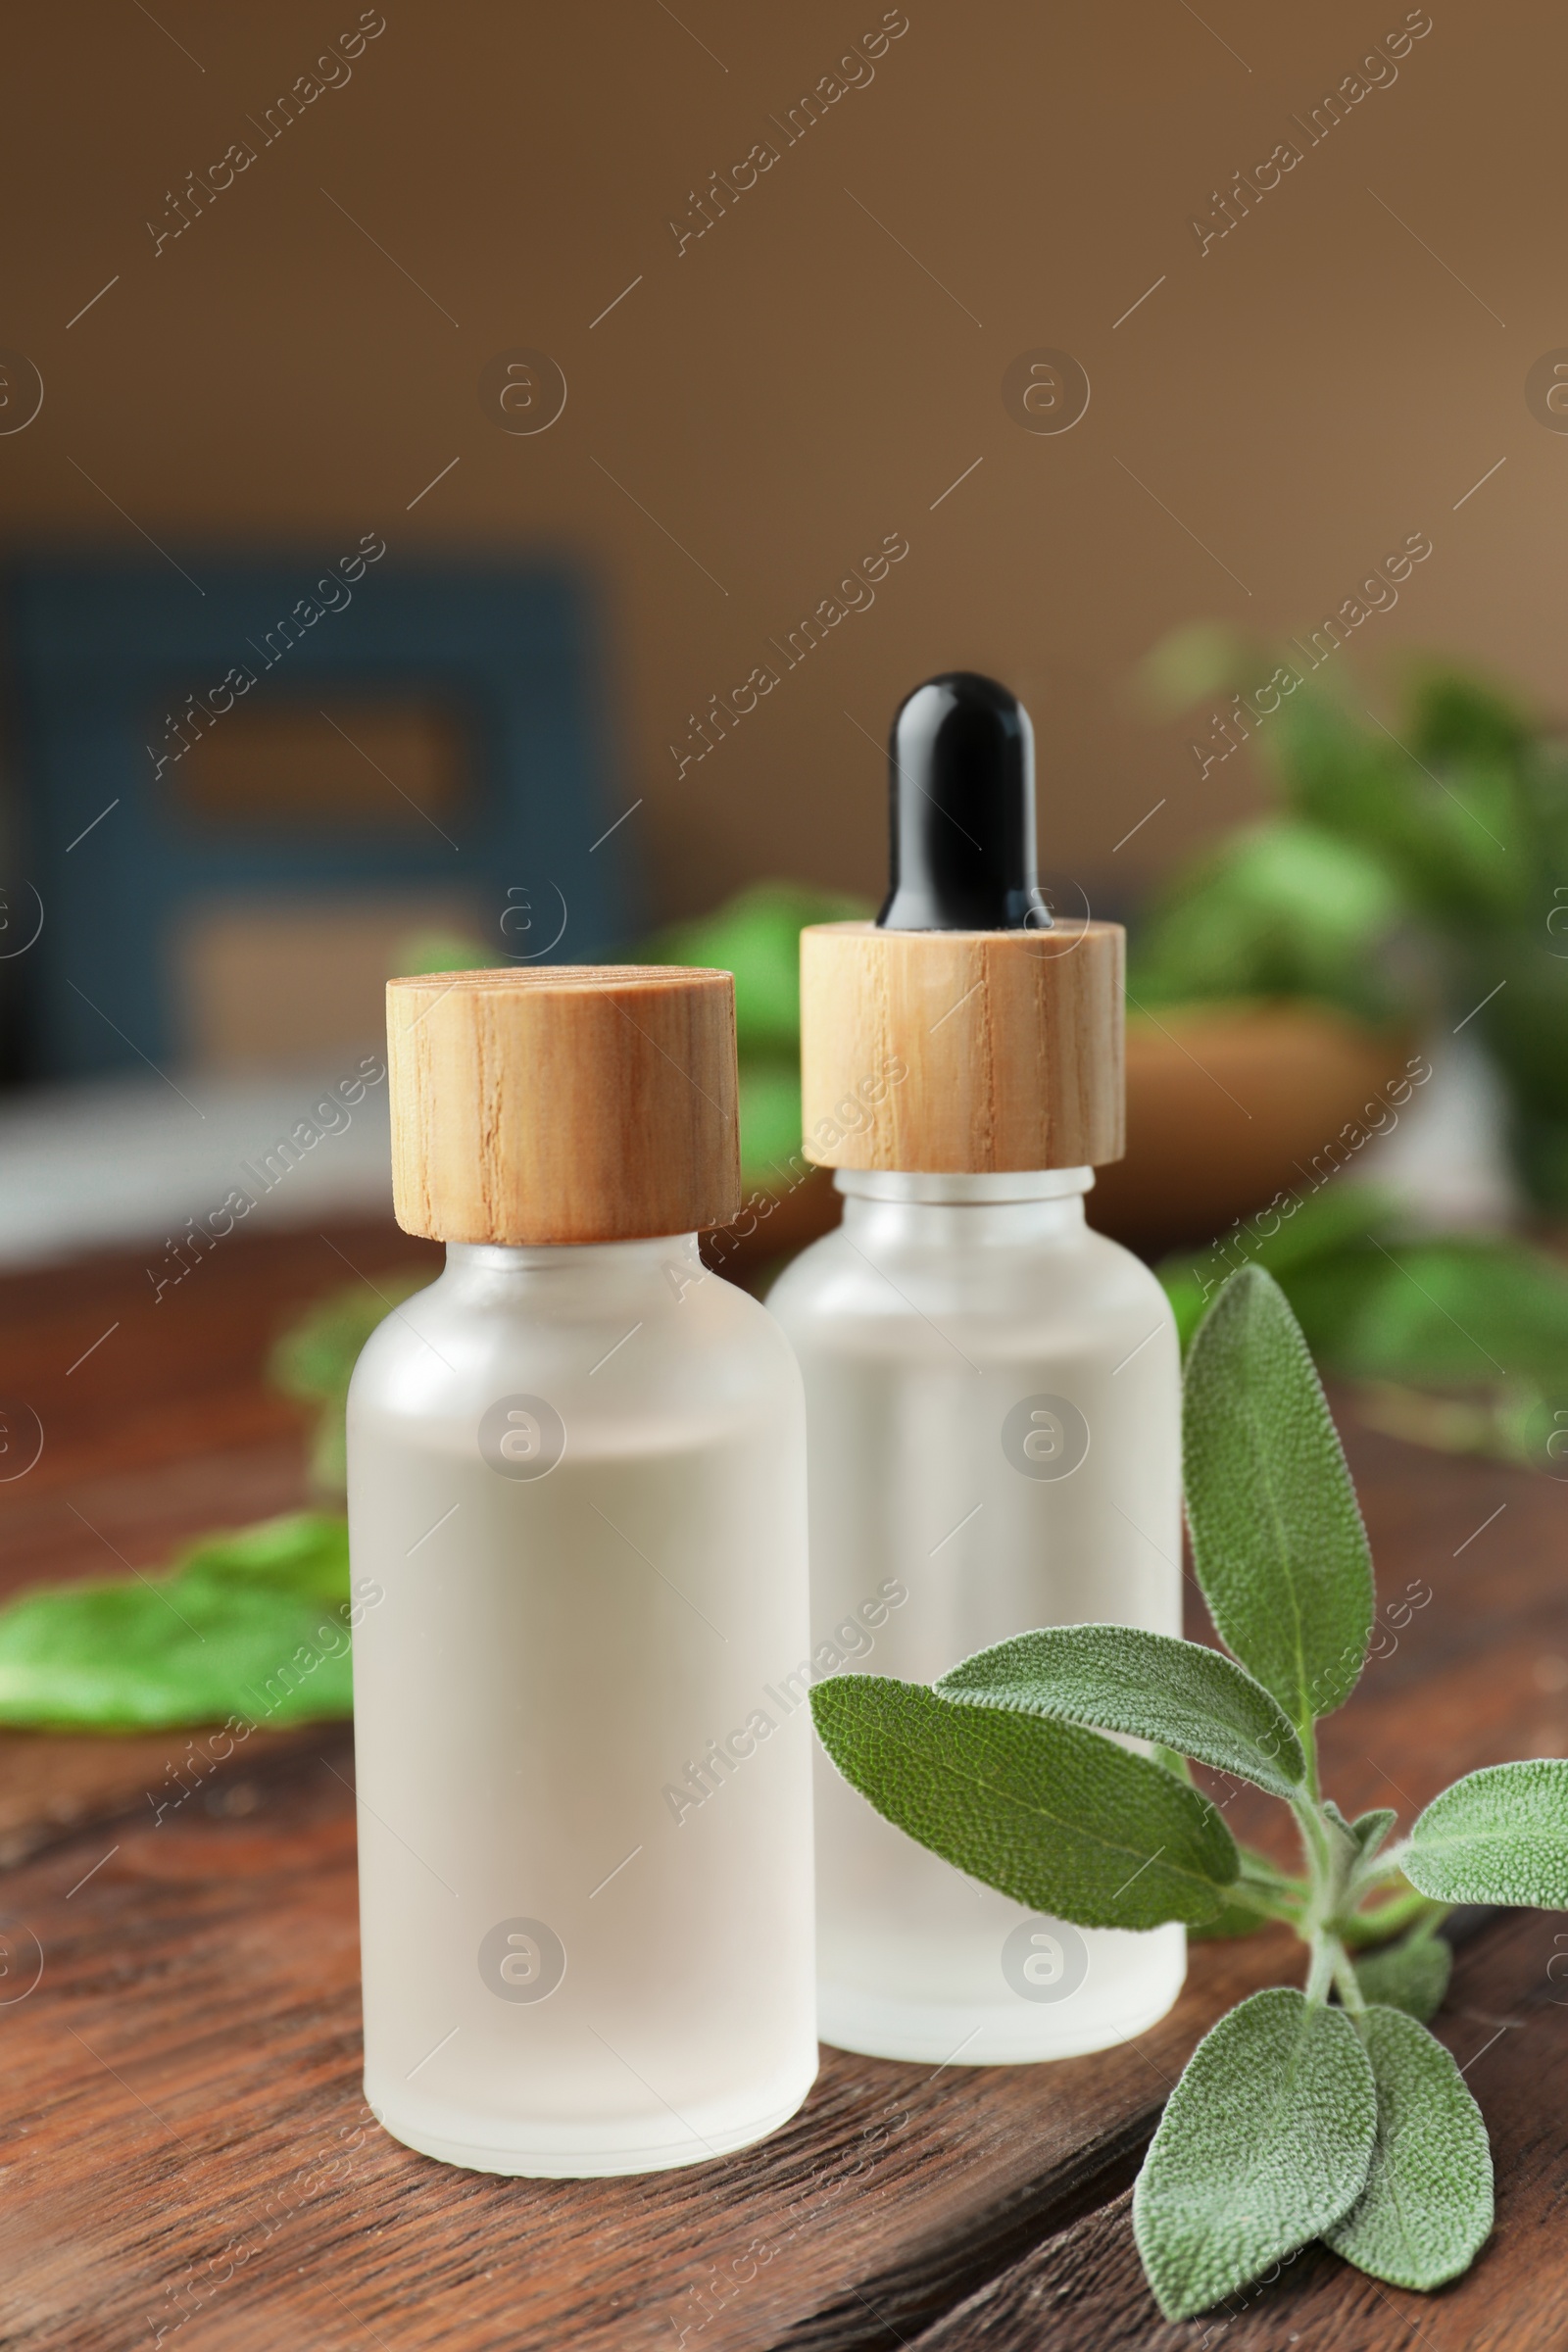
0 1064 393 1267
1353 1031 1519 1229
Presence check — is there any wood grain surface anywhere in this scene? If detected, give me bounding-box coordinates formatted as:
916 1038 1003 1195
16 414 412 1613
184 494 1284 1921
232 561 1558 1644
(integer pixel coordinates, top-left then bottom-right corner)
799 921 1124 1173
1 1221 1566 2350
387 966 742 1246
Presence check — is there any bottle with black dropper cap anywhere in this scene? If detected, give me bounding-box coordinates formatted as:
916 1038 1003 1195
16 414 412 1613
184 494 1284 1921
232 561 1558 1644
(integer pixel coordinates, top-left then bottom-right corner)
769 672 1185 2066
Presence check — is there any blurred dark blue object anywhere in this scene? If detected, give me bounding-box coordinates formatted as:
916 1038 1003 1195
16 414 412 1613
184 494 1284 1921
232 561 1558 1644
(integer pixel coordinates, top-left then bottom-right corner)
7 554 629 1076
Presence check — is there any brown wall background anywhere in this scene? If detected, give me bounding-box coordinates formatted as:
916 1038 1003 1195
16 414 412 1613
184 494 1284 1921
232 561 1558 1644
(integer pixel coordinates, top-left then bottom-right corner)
2 0 1561 931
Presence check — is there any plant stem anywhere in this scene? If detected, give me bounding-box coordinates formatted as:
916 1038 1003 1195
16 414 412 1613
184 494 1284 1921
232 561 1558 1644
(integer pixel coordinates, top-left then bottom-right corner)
1329 1936 1367 2017
1222 1874 1306 1925
1304 1933 1336 2005
1337 1889 1448 1949
1291 1791 1338 1908
1300 1716 1322 1808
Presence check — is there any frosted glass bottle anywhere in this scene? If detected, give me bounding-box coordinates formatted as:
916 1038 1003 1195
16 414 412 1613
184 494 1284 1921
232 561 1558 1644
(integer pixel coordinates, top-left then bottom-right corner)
349 1234 817 2175
768 1166 1185 2065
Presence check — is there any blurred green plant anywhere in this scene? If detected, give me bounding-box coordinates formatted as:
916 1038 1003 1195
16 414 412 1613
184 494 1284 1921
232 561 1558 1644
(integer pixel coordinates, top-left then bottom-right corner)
1159 1185 1568 1473
1130 820 1409 1027
1135 631 1568 1204
0 1513 358 1731
0 1273 439 1731
392 927 492 977
269 1270 432 1494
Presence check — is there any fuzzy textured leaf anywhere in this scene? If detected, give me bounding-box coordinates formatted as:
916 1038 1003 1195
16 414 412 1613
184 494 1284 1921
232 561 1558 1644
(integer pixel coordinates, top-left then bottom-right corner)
1325 2005 1493 2288
1353 1931 1452 2022
1404 1758 1568 1905
1184 1266 1374 1733
1133 1987 1377 2321
809 1675 1238 1930
1349 1807 1397 1863
0 1513 356 1730
935 1624 1305 1799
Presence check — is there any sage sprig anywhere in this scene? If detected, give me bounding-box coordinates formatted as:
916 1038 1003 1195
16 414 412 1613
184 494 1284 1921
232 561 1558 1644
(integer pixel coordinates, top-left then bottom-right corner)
810 1265 1568 2322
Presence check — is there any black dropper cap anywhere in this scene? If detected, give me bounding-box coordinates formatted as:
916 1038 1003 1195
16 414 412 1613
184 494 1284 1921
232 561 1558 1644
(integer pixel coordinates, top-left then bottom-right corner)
876 672 1053 930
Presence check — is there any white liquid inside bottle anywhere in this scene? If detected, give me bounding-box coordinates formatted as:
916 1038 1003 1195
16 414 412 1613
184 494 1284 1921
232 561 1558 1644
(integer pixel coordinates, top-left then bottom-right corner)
768 1167 1185 2066
349 1237 817 2175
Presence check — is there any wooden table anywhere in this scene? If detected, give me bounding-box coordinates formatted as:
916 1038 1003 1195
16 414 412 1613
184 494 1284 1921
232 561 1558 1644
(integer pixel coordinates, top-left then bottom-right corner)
2 1222 1566 2350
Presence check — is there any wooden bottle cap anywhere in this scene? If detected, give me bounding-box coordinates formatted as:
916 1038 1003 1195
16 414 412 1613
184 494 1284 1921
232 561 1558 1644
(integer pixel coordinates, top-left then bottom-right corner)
386 967 740 1245
800 921 1124 1173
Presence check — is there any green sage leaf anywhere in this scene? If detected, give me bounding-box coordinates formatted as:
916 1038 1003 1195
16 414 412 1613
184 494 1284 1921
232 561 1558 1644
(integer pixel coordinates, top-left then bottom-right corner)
1325 2005 1493 2289
1352 1930 1451 2022
936 1624 1305 1800
809 1675 1238 1930
1188 1898 1268 1942
1349 1807 1397 1864
0 1512 356 1731
1133 1987 1376 2322
1183 1265 1375 1734
1404 1758 1568 1905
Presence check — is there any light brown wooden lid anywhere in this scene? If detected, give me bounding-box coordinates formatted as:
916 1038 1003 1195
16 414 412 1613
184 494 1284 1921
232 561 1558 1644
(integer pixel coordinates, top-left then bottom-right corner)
387 966 740 1245
800 921 1124 1172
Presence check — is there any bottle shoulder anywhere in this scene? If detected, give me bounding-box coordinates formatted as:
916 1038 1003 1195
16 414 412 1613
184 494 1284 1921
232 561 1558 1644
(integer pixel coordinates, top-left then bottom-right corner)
770 1211 1171 1299
349 1255 800 1425
768 1210 1176 1348
1074 1221 1179 1311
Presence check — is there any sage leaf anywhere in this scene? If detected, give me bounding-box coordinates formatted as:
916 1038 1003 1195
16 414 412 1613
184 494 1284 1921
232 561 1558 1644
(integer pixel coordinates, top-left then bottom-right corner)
1351 1930 1451 2022
1188 1898 1267 1942
1133 1987 1376 2322
1184 1266 1374 1734
809 1675 1238 1930
0 1512 356 1731
1349 1807 1397 1864
1404 1758 1568 1905
1325 2005 1493 2289
936 1624 1305 1799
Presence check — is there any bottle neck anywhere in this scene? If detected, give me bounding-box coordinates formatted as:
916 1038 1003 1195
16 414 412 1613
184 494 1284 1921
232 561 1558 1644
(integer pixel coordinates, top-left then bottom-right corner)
832 1168 1093 1248
441 1235 699 1296
833 1169 1093 1206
